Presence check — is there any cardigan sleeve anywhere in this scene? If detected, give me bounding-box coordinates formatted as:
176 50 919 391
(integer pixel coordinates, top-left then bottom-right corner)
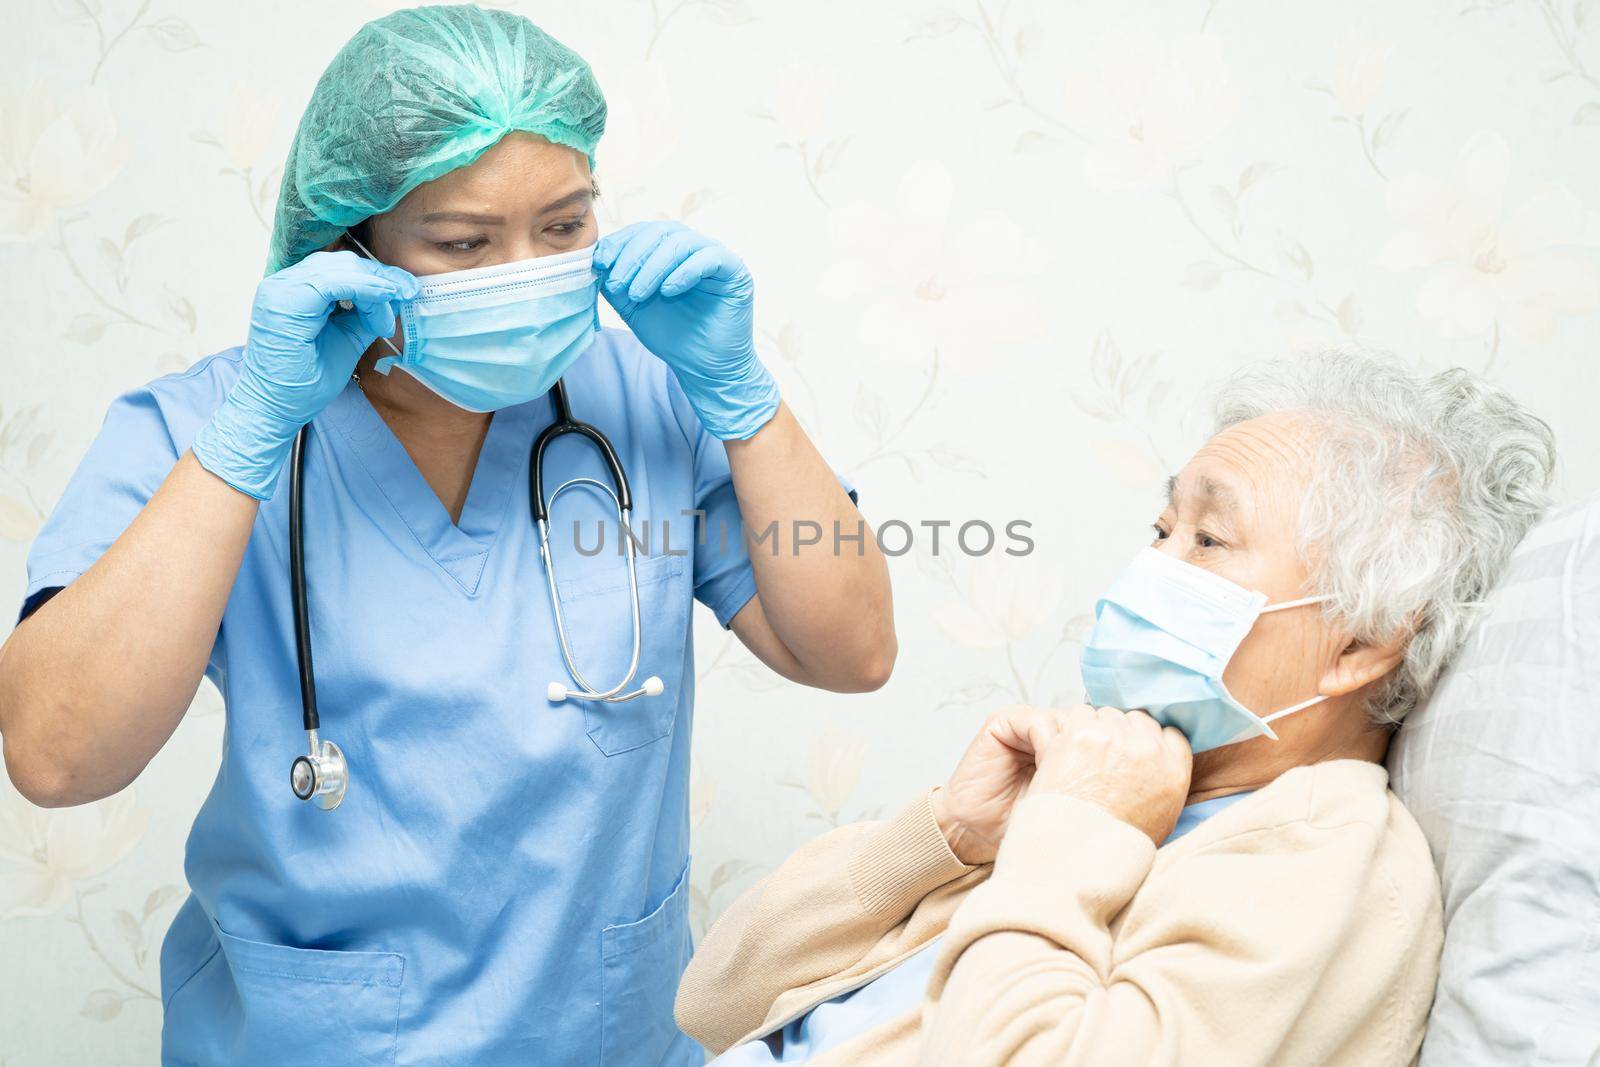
675 789 974 1053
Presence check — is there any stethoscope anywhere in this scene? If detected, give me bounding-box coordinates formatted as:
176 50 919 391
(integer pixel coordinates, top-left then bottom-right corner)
288 378 662 812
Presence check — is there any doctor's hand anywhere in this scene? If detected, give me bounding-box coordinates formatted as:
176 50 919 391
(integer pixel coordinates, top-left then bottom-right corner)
193 251 418 500
1029 705 1192 846
594 221 780 441
932 706 1071 865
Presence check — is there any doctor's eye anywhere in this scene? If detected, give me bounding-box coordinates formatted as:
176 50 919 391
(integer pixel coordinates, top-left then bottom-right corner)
547 220 584 236
437 236 488 253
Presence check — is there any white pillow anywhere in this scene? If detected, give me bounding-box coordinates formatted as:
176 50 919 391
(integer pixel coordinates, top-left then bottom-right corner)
1389 494 1600 1066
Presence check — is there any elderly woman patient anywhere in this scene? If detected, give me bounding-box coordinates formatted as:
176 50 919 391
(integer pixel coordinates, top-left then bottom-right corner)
675 351 1556 1066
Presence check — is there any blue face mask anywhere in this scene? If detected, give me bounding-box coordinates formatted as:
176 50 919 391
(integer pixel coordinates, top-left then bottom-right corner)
1079 548 1331 754
351 237 600 412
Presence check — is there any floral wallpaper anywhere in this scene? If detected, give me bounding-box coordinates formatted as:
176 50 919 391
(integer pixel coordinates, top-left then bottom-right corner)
2 0 1598 1061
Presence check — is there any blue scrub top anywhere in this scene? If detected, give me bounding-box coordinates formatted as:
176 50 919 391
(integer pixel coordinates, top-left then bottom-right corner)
23 329 781 1066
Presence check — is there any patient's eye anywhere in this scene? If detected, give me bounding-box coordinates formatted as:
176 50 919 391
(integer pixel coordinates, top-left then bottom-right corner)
1196 530 1225 550
1151 523 1169 542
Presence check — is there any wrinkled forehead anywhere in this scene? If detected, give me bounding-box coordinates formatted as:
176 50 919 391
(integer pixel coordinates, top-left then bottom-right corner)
1169 413 1319 530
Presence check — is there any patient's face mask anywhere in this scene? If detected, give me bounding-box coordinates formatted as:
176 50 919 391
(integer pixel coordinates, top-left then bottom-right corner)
1079 548 1331 754
351 235 600 412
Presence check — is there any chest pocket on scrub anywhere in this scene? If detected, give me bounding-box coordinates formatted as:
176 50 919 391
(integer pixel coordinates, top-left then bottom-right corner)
556 551 691 755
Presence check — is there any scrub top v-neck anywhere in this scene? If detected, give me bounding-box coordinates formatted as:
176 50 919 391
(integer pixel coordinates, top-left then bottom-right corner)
322 371 532 594
21 328 776 1067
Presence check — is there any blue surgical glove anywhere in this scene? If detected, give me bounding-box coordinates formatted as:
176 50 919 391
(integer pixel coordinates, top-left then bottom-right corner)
594 222 780 440
193 251 419 499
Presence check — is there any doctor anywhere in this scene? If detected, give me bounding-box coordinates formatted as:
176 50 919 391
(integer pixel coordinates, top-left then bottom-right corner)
0 6 893 1065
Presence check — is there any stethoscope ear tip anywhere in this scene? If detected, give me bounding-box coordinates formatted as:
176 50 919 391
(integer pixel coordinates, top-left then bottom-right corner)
643 676 664 697
547 681 570 703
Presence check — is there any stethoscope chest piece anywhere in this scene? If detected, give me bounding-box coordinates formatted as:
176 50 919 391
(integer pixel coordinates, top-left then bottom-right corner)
290 731 348 811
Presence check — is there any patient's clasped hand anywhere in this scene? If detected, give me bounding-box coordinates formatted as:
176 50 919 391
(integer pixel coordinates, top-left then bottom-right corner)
677 350 1557 1067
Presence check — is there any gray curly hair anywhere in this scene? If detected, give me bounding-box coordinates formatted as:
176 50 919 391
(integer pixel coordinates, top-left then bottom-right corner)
1213 350 1556 724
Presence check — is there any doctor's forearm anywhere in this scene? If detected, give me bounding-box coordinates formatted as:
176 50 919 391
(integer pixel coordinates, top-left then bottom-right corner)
0 452 257 807
724 402 896 691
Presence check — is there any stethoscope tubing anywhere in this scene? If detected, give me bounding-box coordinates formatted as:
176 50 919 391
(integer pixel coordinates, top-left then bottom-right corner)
286 377 658 810
530 380 631 519
289 428 320 734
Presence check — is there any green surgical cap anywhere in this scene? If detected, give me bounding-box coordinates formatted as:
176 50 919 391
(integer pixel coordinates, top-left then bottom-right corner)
265 4 606 274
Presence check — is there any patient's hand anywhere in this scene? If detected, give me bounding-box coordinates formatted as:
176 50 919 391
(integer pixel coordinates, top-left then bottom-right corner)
933 706 1067 865
1030 705 1192 846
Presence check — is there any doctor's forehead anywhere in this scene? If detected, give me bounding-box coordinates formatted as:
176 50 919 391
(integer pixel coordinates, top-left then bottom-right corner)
394 133 594 219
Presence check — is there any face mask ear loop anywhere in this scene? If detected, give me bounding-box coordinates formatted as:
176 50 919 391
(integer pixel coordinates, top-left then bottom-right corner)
1251 594 1332 726
1259 593 1331 614
1260 692 1328 724
342 229 404 360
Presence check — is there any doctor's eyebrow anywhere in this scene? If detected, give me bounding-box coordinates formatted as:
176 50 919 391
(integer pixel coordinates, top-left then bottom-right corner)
537 189 595 214
420 210 507 225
